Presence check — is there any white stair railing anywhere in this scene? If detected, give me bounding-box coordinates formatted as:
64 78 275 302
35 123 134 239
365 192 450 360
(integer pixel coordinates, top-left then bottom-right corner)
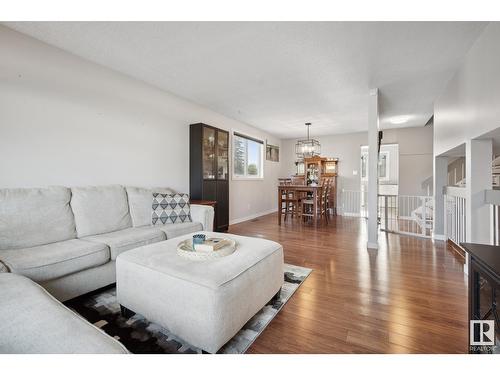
378 194 434 238
485 189 500 245
340 190 367 218
340 190 434 238
444 186 467 246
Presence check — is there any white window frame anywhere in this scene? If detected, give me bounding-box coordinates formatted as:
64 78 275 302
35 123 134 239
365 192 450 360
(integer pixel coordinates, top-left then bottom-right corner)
361 146 368 181
231 131 264 180
361 154 368 180
360 146 391 181
378 151 390 182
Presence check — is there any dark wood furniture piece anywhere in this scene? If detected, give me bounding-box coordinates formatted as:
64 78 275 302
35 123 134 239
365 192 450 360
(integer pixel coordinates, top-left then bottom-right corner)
190 199 217 230
462 243 500 354
277 184 324 226
301 181 330 224
279 183 303 222
190 123 229 232
296 156 338 215
190 199 217 206
278 177 292 185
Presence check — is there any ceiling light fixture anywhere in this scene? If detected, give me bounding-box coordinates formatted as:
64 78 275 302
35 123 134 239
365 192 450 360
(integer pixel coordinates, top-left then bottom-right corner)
295 122 321 159
390 115 411 125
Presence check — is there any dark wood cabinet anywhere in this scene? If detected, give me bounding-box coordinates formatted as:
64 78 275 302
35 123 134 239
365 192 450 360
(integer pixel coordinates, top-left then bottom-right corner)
462 243 500 354
190 123 229 232
301 156 338 215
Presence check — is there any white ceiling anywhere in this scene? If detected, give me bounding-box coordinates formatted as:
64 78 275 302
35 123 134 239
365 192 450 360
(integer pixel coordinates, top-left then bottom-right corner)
4 22 487 139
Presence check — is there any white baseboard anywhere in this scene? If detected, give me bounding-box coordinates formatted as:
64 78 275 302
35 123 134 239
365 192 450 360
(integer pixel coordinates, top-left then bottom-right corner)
432 234 446 241
231 209 363 224
341 212 362 217
229 208 276 225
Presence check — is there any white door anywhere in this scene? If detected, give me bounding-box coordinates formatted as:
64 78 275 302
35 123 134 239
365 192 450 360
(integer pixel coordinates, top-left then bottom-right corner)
360 144 399 210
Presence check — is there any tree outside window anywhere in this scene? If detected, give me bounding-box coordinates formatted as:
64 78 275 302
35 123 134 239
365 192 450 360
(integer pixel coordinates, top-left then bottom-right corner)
233 133 263 179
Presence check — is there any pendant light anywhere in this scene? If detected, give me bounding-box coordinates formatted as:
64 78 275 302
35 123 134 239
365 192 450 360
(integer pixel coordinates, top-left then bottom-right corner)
295 122 321 159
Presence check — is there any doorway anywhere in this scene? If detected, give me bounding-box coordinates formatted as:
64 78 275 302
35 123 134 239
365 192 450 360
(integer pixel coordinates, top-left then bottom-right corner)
360 144 400 214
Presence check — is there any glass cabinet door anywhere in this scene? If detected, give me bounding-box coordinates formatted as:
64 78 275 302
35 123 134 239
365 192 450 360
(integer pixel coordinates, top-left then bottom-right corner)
306 162 319 185
202 127 216 179
216 131 229 180
296 161 305 175
325 161 337 174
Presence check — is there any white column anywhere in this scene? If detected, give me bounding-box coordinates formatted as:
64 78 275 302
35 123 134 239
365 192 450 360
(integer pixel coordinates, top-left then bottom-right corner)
367 89 379 249
433 155 448 241
465 138 492 272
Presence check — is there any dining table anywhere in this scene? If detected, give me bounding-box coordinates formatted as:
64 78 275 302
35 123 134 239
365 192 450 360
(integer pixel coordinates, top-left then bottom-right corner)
277 184 324 226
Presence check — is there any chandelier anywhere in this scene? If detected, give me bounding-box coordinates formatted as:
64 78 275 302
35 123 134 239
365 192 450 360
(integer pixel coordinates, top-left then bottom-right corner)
295 122 321 159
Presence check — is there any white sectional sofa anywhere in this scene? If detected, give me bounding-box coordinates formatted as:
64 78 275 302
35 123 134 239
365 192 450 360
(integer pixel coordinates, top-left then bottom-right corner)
0 185 214 301
0 273 129 354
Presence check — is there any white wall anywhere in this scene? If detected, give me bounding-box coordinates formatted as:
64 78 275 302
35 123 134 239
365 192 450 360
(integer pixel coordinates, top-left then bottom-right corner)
447 157 466 185
433 23 499 248
280 125 433 199
0 26 281 223
434 22 500 156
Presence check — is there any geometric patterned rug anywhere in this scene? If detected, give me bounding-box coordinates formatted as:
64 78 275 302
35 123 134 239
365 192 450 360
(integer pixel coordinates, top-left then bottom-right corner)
65 264 312 354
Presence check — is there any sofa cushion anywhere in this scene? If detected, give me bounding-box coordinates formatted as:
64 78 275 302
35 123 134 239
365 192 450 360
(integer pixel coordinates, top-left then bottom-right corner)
71 185 132 237
154 222 203 239
82 227 166 260
126 186 174 227
0 239 109 282
0 273 128 353
0 186 76 250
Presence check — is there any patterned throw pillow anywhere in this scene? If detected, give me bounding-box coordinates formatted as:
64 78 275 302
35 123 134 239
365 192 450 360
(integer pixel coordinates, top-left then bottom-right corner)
0 261 9 273
152 193 192 225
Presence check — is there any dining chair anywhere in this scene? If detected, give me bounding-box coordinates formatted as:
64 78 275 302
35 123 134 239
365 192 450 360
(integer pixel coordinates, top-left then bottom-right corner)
301 185 327 224
323 179 332 223
279 178 302 221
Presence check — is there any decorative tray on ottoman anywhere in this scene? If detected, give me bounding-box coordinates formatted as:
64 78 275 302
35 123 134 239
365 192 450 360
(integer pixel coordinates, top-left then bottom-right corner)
177 237 236 261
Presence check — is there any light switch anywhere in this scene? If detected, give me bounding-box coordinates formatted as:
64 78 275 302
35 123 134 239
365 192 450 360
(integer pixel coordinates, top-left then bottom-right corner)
353 170 358 176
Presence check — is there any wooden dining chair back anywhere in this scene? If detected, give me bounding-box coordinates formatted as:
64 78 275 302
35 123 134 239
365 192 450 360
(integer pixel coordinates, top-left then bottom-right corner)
322 179 332 223
301 184 328 224
279 178 302 222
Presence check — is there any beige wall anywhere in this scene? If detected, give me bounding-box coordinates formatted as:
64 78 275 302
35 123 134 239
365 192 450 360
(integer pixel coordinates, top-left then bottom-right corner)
281 131 367 195
0 26 281 223
280 125 434 199
383 126 434 196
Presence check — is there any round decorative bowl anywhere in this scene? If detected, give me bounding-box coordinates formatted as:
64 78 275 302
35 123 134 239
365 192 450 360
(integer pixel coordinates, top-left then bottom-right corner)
176 238 236 261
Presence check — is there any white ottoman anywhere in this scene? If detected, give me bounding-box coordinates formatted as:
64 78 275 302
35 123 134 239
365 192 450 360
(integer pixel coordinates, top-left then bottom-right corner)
116 231 284 353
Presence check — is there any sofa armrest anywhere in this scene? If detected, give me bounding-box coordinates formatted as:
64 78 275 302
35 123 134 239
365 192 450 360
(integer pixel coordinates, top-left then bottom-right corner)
190 204 215 232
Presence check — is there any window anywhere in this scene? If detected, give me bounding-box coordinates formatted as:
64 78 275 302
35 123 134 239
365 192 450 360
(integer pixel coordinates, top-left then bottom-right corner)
378 152 389 180
360 147 390 180
361 154 368 179
233 132 264 179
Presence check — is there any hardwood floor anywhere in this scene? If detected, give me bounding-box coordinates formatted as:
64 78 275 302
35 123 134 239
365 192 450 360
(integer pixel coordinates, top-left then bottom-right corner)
228 213 468 353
